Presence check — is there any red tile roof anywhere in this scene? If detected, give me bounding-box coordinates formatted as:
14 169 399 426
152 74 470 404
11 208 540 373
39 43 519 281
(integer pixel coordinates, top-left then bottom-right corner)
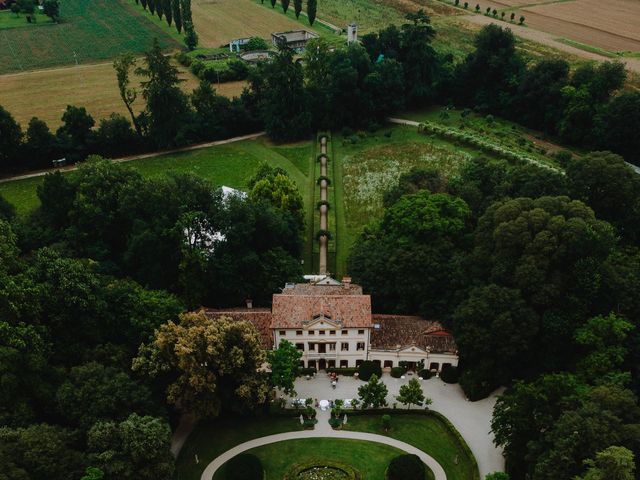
370 315 458 354
271 283 372 329
201 308 274 348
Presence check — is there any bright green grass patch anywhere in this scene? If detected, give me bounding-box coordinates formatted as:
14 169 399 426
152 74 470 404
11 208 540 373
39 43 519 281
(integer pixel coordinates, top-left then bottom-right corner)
0 10 53 30
214 438 435 480
177 415 304 480
0 176 45 217
345 413 479 480
0 0 180 74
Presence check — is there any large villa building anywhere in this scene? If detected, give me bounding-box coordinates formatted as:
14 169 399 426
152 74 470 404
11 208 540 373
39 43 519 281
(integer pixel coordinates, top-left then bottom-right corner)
204 277 458 373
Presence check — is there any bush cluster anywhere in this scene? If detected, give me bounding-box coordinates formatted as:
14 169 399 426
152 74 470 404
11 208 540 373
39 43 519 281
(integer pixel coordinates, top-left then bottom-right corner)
387 454 426 480
440 365 460 384
326 367 358 376
390 367 405 378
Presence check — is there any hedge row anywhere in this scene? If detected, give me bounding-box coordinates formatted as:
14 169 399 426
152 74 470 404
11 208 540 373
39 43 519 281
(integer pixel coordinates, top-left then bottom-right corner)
176 52 251 83
418 122 559 172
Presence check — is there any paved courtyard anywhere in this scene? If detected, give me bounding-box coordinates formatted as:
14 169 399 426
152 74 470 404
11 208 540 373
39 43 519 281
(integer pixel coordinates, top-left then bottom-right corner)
287 372 505 478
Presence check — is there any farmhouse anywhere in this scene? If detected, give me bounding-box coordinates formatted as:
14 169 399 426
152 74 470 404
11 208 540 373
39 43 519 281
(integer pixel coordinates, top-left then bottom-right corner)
271 30 319 52
203 277 459 372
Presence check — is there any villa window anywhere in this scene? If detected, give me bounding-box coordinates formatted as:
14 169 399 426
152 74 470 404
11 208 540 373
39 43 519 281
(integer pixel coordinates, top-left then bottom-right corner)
329 343 336 351
341 342 349 351
356 342 365 351
296 330 303 336
308 330 315 335
295 343 304 351
340 360 348 368
279 330 286 336
319 330 325 335
329 330 336 335
384 360 393 368
341 330 348 335
308 343 315 351
358 329 365 335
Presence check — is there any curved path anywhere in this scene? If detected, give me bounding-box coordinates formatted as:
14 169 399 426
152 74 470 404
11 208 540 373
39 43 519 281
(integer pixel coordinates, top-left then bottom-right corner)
199 423 447 480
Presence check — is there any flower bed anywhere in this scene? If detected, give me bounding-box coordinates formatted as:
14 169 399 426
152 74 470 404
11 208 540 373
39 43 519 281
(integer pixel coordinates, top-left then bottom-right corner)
285 461 361 480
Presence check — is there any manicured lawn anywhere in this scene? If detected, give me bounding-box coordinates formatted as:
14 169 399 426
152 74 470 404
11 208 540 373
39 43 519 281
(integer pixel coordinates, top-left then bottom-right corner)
0 0 179 73
345 413 479 480
177 415 304 480
215 438 435 480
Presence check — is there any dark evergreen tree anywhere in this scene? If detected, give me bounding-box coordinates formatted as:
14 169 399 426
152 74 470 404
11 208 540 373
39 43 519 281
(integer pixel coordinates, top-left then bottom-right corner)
172 0 182 33
148 0 155 15
155 0 163 19
163 0 172 25
307 0 317 25
281 0 289 13
293 0 301 18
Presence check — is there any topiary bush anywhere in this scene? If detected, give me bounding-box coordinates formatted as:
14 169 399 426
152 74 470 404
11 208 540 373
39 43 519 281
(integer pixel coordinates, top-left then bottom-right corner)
440 365 460 384
390 367 404 378
358 361 382 381
387 454 425 480
459 370 498 401
224 453 264 480
419 369 432 380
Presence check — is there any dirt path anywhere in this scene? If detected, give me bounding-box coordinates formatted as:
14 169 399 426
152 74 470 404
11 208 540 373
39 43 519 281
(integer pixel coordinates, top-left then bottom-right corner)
0 132 266 184
463 15 640 73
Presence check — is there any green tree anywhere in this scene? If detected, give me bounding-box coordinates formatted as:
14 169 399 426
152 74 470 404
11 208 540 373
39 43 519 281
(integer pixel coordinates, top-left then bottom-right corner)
259 43 310 141
293 0 302 18
574 314 634 381
42 0 59 21
307 0 317 25
137 39 191 147
396 378 425 409
184 20 198 50
597 91 640 165
399 10 439 104
55 361 156 429
358 374 388 409
268 340 302 397
155 0 164 19
172 0 182 33
114 54 142 136
133 313 269 418
163 0 172 25
281 0 289 13
0 105 23 169
25 117 57 168
577 446 635 480
349 190 471 318
56 105 95 155
485 473 509 480
88 414 174 480
249 163 305 231
148 0 156 14
81 467 105 480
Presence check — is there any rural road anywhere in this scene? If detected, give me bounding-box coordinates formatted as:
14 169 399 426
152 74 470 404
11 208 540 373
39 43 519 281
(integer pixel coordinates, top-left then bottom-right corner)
463 15 640 74
0 132 266 184
199 407 447 480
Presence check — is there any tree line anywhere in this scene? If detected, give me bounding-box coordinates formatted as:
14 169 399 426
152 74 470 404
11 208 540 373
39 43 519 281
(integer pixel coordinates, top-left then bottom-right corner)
0 157 305 479
134 0 198 50
348 150 640 479
2 12 638 176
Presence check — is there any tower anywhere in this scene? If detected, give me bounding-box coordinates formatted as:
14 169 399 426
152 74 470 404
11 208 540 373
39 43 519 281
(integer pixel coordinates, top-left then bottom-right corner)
347 23 358 44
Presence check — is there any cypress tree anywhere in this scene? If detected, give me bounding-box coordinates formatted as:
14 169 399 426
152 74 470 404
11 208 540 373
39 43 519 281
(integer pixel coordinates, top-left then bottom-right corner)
141 0 148 9
148 0 156 15
307 0 317 25
180 0 192 23
173 0 182 33
293 0 302 18
156 0 164 19
281 0 289 13
163 0 172 25
270 0 276 8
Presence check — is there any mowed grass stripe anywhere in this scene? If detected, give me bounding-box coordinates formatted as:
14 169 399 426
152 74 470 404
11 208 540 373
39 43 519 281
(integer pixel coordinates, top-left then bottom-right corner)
0 0 179 74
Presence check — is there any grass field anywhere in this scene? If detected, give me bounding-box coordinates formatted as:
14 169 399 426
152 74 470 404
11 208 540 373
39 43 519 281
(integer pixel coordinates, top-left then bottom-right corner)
0 10 53 29
345 413 479 480
214 438 435 480
0 0 180 74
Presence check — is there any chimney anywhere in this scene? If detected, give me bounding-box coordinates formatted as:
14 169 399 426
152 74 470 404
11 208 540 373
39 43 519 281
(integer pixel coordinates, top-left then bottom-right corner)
342 276 352 285
245 298 253 309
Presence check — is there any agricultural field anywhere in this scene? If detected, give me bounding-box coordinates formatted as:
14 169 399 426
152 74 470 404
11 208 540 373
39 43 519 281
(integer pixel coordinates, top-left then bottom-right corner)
0 0 180 74
191 0 304 48
0 9 53 29
0 60 246 129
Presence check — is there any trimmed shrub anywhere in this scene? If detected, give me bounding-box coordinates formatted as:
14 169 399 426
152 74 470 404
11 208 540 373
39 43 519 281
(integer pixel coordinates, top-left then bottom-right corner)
387 454 425 480
328 416 342 429
390 367 405 378
224 453 263 480
315 229 332 240
381 414 391 431
419 369 432 380
300 367 317 376
316 175 331 186
358 361 382 381
440 365 460 384
317 200 330 210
